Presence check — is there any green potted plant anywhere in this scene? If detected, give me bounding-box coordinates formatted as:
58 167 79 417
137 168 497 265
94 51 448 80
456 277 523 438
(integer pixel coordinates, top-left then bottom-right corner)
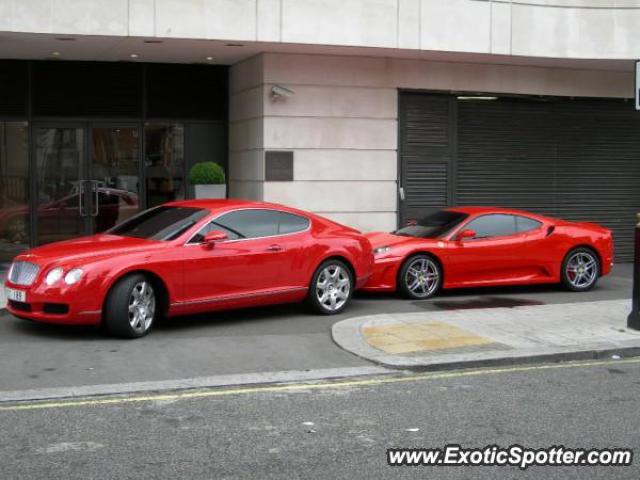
189 162 226 199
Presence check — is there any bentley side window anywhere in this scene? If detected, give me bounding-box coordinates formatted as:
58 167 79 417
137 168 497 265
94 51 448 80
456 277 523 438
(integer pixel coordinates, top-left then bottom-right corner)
189 209 310 244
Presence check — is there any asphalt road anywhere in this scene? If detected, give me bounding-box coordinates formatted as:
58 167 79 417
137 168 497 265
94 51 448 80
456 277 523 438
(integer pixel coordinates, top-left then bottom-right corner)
0 264 633 392
1 358 639 479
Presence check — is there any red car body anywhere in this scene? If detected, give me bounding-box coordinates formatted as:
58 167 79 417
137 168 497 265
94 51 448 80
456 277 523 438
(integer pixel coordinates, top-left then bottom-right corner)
5 200 373 326
363 207 613 293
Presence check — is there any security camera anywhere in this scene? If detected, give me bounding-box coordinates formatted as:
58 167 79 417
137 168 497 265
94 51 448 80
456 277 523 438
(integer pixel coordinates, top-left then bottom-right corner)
270 85 295 100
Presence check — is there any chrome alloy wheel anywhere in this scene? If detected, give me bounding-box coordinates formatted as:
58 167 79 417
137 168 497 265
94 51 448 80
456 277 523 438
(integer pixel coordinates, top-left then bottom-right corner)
128 281 156 334
405 257 440 298
316 265 351 312
565 251 598 289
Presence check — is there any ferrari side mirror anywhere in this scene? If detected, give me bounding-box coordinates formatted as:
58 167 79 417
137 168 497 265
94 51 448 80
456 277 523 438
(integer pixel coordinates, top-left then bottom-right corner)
456 229 476 242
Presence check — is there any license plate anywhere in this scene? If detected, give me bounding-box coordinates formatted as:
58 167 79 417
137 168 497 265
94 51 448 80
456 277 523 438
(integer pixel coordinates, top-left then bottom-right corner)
5 287 26 303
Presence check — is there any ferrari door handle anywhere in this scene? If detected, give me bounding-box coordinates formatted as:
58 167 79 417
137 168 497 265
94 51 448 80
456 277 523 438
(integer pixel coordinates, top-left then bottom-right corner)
266 244 283 252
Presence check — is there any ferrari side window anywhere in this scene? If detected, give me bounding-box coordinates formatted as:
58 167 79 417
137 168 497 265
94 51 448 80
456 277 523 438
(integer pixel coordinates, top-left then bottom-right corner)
515 216 542 233
464 214 517 239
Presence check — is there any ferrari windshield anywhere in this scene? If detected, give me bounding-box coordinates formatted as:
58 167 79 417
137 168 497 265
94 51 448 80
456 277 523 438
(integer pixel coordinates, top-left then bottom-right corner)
395 210 468 239
108 206 208 240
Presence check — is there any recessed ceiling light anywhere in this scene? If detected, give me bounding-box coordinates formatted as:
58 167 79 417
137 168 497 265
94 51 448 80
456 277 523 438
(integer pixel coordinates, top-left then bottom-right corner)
225 43 244 47
51 51 61 57
129 53 139 59
143 39 163 44
205 56 214 61
456 96 498 101
55 37 76 41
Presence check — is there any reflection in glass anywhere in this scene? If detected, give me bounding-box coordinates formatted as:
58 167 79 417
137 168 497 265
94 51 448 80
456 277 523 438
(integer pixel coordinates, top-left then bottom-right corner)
0 122 29 262
35 128 84 245
91 127 140 232
145 124 185 208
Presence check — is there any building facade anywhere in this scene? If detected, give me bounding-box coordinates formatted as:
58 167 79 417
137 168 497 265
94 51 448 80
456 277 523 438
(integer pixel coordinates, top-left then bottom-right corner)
0 0 639 261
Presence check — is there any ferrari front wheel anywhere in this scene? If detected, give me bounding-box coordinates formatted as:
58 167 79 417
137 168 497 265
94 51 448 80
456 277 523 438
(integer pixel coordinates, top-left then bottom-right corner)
398 254 442 300
561 248 600 292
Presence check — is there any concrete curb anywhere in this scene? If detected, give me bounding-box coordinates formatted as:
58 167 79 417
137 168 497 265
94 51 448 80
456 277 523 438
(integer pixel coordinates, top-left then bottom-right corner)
332 299 640 371
0 365 391 403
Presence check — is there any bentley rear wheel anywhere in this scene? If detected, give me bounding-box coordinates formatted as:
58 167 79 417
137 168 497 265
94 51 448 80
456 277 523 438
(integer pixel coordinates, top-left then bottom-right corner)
308 259 353 315
398 254 442 300
104 273 157 338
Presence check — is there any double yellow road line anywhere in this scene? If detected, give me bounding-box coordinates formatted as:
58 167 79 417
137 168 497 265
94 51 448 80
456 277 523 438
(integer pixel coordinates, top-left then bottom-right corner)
1 357 638 412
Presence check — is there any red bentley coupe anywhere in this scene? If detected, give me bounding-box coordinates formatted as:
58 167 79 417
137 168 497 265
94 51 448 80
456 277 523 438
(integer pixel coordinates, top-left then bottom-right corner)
5 200 373 337
362 207 613 299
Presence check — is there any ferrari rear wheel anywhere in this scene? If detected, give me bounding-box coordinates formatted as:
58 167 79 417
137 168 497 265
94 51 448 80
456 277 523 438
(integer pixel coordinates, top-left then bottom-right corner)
104 273 157 338
308 259 353 315
561 248 600 292
398 254 442 300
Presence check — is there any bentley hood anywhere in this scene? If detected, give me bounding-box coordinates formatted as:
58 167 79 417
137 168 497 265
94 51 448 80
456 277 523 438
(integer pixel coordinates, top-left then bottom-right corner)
15 234 166 266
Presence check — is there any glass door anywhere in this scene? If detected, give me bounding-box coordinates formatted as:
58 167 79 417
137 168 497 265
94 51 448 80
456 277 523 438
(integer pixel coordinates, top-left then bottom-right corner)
89 125 141 233
33 124 143 246
34 126 86 245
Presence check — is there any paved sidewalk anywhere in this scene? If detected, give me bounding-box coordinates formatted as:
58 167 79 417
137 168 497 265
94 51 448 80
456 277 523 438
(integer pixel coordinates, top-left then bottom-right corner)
332 299 640 369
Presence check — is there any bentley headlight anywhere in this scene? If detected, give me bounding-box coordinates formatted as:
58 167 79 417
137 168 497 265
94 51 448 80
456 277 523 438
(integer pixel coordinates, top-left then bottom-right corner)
64 268 84 285
373 246 391 255
45 267 64 286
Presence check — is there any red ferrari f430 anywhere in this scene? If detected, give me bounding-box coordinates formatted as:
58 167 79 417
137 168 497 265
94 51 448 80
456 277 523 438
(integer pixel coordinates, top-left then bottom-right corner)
363 207 613 299
5 200 373 337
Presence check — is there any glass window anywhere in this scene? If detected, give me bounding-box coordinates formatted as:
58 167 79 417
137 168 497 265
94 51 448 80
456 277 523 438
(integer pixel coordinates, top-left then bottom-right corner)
516 216 542 233
109 206 207 241
464 214 517 239
213 210 279 239
92 127 140 232
276 212 310 234
0 122 30 262
395 210 468 239
35 127 85 245
189 209 309 243
145 124 185 208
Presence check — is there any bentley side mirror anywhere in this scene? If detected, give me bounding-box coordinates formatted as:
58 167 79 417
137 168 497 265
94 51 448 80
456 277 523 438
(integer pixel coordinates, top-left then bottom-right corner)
456 229 476 242
203 230 228 249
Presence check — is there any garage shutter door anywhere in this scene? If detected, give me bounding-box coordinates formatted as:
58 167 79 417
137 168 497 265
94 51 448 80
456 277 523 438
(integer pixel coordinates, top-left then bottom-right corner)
398 94 453 225
400 93 640 261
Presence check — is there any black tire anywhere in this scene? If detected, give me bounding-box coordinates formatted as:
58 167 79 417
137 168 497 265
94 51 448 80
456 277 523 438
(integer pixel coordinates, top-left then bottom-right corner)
104 273 158 338
561 247 600 292
307 259 353 315
397 254 442 300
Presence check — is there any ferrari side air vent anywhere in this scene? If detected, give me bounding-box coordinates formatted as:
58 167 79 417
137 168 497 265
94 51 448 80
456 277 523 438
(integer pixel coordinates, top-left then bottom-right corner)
546 226 555 236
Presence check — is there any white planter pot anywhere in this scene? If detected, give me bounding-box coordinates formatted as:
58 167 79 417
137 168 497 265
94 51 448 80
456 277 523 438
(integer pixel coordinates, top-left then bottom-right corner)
194 184 227 199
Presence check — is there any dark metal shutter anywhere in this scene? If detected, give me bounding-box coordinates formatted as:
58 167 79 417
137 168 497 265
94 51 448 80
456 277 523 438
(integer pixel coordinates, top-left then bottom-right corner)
398 93 453 225
456 97 640 261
